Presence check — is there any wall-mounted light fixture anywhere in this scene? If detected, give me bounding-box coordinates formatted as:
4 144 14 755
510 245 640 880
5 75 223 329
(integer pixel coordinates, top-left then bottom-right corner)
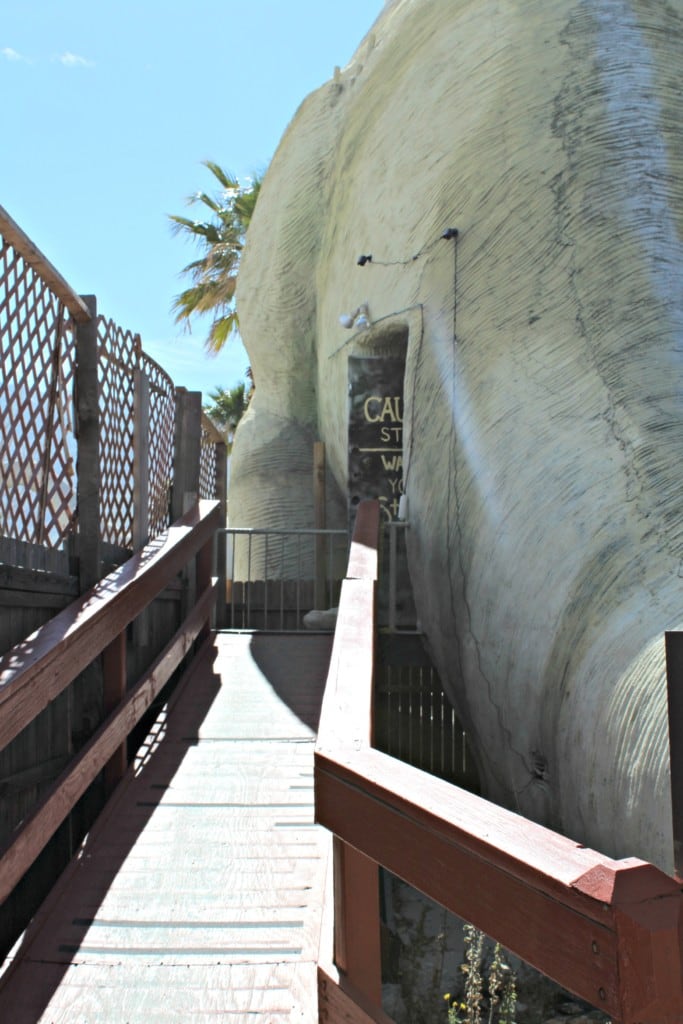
339 303 371 330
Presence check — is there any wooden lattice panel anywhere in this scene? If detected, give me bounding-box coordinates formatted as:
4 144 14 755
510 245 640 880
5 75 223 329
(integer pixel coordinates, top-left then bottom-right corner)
97 317 137 548
199 419 218 500
0 237 77 547
141 351 175 538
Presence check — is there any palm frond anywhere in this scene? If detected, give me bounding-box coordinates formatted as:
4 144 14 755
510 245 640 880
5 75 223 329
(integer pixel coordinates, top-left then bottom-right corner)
169 161 265 353
202 161 240 192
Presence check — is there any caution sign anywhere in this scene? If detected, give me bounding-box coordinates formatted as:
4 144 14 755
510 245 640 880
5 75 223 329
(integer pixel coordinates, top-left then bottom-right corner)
348 356 405 528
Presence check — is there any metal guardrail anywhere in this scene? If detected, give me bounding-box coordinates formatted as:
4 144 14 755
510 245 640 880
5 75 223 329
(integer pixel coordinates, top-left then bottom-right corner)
223 526 348 631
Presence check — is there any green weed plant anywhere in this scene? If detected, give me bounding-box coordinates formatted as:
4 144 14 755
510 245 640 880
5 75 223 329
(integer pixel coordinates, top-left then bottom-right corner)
444 924 517 1024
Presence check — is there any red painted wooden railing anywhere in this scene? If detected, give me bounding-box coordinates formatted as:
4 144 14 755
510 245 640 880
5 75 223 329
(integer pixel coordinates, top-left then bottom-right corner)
315 500 683 1024
0 500 220 906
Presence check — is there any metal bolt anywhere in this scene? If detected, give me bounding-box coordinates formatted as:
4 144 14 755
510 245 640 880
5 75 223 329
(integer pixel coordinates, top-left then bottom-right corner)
599 987 607 1001
591 940 599 954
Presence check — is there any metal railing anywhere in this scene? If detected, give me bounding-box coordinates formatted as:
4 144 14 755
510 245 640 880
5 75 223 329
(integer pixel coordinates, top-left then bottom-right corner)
223 526 348 631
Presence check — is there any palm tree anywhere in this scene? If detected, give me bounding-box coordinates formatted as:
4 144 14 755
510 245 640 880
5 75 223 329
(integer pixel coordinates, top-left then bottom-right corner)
170 161 262 354
204 382 248 432
203 379 255 452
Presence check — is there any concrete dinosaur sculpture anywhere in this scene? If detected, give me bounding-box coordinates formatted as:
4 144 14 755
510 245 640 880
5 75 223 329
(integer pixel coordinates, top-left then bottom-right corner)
232 0 683 871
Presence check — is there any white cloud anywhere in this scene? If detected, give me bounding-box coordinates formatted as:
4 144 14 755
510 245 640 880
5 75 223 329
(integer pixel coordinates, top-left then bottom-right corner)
58 51 94 69
2 47 29 62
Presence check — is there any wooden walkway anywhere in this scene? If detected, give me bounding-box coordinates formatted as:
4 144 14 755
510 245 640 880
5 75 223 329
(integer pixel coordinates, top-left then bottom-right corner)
0 631 334 1023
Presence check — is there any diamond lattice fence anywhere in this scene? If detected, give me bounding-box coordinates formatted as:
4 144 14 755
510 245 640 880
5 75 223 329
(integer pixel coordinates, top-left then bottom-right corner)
142 351 175 537
0 236 78 547
1 213 209 556
97 317 137 548
199 416 218 500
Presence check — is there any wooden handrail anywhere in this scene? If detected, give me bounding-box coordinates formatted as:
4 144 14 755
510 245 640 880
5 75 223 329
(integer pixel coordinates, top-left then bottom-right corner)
0 500 220 905
0 500 220 750
314 500 683 1024
0 206 92 324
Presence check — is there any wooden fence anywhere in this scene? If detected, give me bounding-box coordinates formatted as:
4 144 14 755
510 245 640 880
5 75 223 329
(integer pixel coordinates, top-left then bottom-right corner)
315 500 683 1024
0 205 225 564
0 206 227 956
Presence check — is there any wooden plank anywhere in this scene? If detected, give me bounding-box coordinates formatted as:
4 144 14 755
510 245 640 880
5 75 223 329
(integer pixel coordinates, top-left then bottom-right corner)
0 537 71 575
0 581 217 904
0 500 220 751
5 961 316 1024
316 579 375 752
102 631 127 793
346 500 380 581
213 439 227 629
171 390 202 521
132 367 151 651
200 411 225 445
75 294 101 594
333 838 381 1006
666 630 683 879
196 534 213 644
0 755 69 799
0 589 73 610
318 966 395 1024
0 206 91 323
0 565 78 598
132 367 151 552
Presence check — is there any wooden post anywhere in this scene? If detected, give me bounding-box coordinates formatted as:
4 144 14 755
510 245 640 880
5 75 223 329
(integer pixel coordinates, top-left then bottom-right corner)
171 389 202 521
72 294 105 846
132 366 150 551
131 367 151 650
666 631 683 879
76 295 100 593
197 535 213 645
214 440 227 629
172 390 203 620
314 441 326 609
333 836 383 1007
102 631 127 795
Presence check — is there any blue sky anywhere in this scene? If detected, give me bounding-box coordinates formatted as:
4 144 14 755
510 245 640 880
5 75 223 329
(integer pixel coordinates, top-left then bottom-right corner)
2 1 384 397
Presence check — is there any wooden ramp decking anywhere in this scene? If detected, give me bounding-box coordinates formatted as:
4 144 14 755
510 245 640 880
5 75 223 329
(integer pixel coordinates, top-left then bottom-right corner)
0 632 334 1024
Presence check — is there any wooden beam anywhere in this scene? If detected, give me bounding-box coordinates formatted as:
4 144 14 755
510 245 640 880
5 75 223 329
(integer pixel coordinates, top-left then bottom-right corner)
333 838 382 1006
0 755 69 799
0 565 78 597
200 410 226 444
0 206 92 324
666 631 683 880
346 500 380 581
316 579 375 753
0 500 220 752
132 366 151 552
318 965 395 1024
0 581 217 905
171 390 202 521
196 534 213 644
102 631 127 793
75 294 101 593
214 439 227 629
